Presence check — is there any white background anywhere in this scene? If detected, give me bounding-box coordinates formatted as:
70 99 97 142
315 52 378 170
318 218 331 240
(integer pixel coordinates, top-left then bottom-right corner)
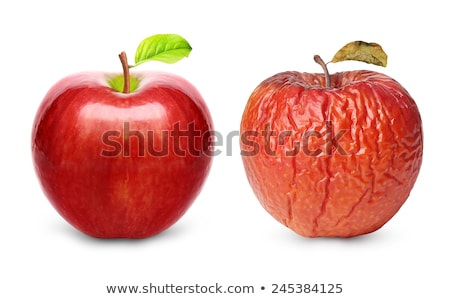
1 0 448 298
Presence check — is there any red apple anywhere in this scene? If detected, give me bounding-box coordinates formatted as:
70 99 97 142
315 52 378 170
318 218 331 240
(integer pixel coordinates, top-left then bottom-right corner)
32 35 213 238
240 50 423 238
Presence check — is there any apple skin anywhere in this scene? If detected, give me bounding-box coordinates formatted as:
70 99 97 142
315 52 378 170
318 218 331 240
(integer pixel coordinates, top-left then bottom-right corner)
240 70 423 237
32 71 213 238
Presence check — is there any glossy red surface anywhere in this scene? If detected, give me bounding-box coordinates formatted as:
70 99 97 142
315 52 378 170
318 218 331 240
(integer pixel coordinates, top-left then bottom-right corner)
32 71 213 238
240 70 423 237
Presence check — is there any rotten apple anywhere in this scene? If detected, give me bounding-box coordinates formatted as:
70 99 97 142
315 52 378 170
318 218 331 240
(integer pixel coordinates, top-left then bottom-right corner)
32 34 213 238
240 42 423 237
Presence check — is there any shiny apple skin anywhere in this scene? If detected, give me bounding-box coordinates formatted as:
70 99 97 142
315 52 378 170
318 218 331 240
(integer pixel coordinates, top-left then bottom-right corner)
240 70 423 237
32 71 213 238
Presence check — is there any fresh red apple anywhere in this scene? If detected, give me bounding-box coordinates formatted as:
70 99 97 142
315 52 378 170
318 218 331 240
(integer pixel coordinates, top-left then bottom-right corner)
240 42 423 237
32 34 214 238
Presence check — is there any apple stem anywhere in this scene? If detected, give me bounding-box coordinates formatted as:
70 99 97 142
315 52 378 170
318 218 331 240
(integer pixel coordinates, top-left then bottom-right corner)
119 51 130 94
314 55 331 89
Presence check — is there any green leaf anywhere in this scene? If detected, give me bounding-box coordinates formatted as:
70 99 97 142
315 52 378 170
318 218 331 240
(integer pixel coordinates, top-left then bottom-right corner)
133 34 192 67
108 75 140 93
330 41 388 67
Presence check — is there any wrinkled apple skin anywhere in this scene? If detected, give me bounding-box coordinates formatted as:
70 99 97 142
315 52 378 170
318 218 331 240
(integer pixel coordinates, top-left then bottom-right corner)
32 71 213 238
240 70 423 237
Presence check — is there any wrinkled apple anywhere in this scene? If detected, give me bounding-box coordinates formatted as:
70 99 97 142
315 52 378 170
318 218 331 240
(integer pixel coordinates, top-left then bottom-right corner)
240 42 423 237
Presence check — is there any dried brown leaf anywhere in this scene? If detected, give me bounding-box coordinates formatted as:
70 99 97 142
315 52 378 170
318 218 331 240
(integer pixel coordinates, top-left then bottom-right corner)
331 41 388 67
